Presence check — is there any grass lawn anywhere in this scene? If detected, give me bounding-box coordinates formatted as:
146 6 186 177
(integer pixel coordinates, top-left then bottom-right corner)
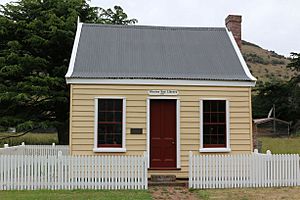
258 136 300 154
193 187 300 200
0 190 152 200
3 187 300 200
0 132 58 147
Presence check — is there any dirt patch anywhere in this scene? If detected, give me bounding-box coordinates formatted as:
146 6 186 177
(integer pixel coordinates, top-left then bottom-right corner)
150 186 300 200
149 186 198 200
193 187 300 200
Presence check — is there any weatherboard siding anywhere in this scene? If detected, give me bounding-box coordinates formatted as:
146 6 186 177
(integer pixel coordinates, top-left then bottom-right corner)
70 84 252 178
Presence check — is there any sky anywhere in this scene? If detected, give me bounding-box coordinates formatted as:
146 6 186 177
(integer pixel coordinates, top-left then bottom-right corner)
1 0 299 57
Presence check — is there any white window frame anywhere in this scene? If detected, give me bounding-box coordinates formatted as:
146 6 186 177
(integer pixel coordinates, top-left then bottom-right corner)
93 97 126 153
199 98 231 153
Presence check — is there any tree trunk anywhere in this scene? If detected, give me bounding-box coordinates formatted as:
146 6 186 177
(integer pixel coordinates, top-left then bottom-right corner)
56 121 69 145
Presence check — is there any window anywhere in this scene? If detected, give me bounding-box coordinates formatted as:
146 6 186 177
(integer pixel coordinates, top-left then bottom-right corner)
94 97 126 152
200 99 230 152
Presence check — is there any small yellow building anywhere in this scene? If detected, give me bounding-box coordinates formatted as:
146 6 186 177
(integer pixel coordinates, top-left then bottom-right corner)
66 15 256 178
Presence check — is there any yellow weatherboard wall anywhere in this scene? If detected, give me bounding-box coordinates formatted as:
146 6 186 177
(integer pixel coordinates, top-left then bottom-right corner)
70 84 252 178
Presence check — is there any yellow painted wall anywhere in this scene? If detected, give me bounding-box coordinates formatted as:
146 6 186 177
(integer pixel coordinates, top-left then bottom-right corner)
69 84 253 178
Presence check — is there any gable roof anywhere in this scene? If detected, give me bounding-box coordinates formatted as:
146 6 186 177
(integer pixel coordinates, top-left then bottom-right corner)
66 23 256 86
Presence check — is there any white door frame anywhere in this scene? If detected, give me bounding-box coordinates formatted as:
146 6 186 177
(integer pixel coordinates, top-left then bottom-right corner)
146 97 181 169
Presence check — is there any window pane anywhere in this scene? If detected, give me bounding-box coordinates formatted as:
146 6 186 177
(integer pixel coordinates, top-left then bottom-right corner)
99 100 106 111
98 112 106 122
211 101 218 112
218 113 225 123
203 113 211 123
115 100 122 110
218 101 226 112
115 122 122 132
107 100 113 110
218 125 225 135
204 136 210 145
211 113 218 123
106 112 113 122
210 135 218 144
203 125 210 135
115 112 122 122
203 100 226 148
218 135 225 145
203 101 210 112
98 99 123 148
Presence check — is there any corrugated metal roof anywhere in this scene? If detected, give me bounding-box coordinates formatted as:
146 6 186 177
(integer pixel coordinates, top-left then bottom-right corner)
69 23 252 81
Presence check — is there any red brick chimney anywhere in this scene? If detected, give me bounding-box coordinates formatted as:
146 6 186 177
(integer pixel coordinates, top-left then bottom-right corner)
225 15 242 48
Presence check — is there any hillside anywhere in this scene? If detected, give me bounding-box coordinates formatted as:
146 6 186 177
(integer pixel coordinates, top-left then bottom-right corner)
241 40 297 83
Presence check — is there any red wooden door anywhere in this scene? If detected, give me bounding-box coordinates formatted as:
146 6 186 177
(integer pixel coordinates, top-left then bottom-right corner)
150 99 177 168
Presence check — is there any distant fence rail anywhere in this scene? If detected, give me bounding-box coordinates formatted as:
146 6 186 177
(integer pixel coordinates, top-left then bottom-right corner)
189 151 300 189
0 143 69 156
0 153 148 190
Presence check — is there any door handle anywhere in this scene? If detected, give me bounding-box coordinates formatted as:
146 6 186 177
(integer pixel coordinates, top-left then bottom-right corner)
171 141 175 145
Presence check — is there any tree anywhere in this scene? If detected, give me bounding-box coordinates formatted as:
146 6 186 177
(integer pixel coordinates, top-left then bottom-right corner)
252 52 300 132
252 80 298 121
0 0 137 144
288 53 300 72
287 52 300 129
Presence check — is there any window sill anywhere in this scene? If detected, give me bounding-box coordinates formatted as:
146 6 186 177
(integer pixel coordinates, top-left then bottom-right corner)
199 148 231 153
93 147 126 153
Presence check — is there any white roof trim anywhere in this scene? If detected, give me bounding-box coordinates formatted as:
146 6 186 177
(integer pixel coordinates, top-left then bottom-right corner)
66 78 256 87
65 22 83 78
225 28 257 82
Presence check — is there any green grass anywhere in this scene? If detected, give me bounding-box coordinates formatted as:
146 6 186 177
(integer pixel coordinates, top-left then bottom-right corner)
196 190 210 200
0 132 58 147
192 187 300 200
258 136 300 154
0 190 152 200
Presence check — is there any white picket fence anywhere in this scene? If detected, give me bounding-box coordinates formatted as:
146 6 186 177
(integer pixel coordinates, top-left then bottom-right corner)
0 153 148 190
189 151 300 189
0 143 69 156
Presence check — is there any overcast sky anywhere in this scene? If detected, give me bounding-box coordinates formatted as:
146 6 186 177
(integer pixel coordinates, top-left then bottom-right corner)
1 0 299 57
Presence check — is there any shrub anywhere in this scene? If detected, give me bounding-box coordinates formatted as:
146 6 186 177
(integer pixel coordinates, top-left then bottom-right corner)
269 50 285 59
271 59 285 65
244 53 269 64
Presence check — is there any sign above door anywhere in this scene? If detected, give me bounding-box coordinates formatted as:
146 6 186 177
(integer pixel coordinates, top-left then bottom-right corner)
148 90 179 96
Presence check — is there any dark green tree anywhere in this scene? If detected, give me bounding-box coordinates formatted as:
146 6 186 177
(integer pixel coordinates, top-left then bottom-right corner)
287 52 300 129
288 53 300 72
252 80 298 121
252 52 300 131
0 0 137 144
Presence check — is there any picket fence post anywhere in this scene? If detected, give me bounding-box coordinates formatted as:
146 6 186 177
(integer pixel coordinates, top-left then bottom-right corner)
188 151 193 188
143 151 148 189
